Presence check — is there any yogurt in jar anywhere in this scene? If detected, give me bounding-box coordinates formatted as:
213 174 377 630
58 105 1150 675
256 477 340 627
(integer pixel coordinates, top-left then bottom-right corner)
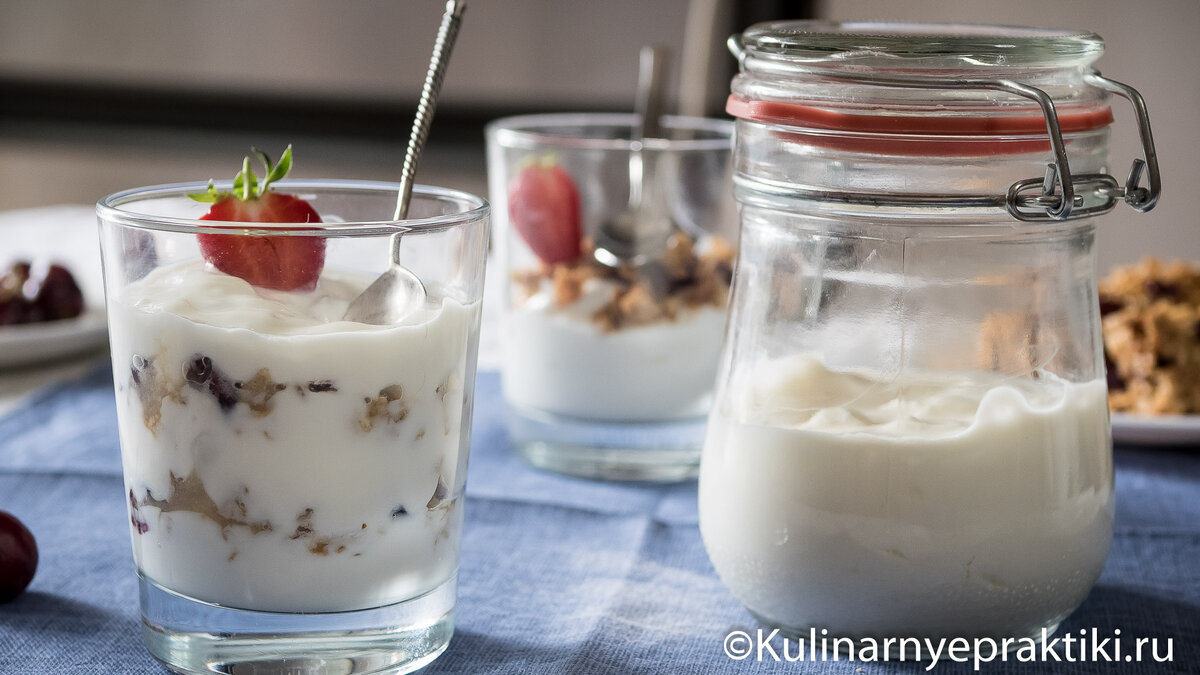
699 355 1113 638
109 262 477 613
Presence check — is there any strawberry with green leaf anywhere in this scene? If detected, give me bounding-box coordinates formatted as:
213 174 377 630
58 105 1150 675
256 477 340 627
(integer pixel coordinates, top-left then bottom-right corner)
190 146 325 291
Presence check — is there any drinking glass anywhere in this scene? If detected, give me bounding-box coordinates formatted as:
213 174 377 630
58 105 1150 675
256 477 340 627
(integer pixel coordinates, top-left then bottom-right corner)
97 180 488 674
486 113 734 481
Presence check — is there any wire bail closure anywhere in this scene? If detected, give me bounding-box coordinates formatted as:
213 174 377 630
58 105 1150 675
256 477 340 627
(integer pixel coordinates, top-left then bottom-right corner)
727 36 1161 222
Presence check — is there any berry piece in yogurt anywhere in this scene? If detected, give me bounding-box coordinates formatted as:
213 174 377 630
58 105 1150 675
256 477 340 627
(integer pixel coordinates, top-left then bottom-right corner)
507 159 583 265
190 146 326 291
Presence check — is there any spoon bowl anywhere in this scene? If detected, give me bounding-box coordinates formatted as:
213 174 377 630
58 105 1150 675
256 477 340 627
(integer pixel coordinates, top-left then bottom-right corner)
342 254 427 325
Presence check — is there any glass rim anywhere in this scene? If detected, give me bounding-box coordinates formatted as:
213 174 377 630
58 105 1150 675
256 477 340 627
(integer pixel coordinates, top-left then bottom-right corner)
96 179 490 237
741 20 1104 68
485 113 732 151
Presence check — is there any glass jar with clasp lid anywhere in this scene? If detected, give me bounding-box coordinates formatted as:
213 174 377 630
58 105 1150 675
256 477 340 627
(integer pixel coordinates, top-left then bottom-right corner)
699 21 1160 642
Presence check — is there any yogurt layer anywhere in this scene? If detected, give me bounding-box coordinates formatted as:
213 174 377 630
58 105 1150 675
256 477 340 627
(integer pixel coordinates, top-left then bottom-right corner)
110 262 478 613
503 277 726 421
699 355 1113 638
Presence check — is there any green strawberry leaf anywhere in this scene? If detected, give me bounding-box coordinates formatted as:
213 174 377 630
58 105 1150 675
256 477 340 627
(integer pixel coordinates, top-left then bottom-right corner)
187 180 224 203
187 145 294 204
252 147 274 177
263 145 293 190
233 157 258 201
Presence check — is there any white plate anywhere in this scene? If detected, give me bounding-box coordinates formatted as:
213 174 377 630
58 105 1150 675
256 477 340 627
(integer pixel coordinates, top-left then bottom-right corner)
0 308 108 368
1111 413 1200 446
0 205 108 369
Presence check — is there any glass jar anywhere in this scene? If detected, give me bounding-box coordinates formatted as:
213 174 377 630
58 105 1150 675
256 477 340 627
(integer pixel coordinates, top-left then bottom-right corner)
699 22 1160 641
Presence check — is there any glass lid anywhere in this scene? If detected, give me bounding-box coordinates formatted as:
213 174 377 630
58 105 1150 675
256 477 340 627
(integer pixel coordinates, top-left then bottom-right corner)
740 21 1105 69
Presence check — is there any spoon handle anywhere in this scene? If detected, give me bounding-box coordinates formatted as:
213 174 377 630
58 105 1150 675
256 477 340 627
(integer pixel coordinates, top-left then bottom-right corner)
628 46 669 216
634 45 669 142
393 0 467 222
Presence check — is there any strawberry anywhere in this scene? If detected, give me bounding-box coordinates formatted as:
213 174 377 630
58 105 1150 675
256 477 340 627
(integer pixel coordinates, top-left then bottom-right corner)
190 146 325 291
507 158 582 265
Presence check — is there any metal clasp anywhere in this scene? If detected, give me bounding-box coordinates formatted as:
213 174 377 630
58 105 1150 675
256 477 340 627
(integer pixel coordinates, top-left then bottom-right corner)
1084 72 1161 213
815 72 1160 221
1004 72 1161 221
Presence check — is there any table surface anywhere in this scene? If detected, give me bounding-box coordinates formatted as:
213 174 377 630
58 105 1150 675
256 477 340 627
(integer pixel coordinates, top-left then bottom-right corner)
1 205 1198 674
1 362 1198 675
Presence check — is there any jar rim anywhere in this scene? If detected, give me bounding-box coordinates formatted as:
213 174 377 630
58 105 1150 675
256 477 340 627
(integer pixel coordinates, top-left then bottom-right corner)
741 21 1104 69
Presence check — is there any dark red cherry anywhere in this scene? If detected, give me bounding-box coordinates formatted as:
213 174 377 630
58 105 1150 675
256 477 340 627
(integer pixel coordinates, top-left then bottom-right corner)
0 511 38 602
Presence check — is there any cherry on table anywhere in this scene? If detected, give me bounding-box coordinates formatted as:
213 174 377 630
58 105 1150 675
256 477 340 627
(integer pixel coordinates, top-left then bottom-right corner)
0 510 38 602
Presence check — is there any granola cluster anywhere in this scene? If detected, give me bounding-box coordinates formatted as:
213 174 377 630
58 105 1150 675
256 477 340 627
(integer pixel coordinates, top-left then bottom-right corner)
511 232 734 332
1099 258 1200 415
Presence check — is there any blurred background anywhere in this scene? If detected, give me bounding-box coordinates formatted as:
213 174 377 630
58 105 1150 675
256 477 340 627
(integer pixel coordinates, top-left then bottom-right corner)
0 0 1194 270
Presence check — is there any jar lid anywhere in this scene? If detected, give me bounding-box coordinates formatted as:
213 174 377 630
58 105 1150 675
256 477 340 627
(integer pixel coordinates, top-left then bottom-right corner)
729 21 1113 156
739 22 1104 71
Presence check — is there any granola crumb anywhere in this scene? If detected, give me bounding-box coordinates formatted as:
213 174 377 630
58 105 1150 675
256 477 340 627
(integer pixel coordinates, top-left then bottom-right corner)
358 384 408 431
511 266 546 302
614 283 663 327
661 232 696 281
551 264 598 307
239 368 287 417
131 353 185 433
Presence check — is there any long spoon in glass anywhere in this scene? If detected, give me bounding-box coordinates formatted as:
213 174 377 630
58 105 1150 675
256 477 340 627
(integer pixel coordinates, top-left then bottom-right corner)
344 0 466 325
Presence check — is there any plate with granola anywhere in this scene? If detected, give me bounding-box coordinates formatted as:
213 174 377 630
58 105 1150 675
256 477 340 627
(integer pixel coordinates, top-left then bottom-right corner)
0 205 109 369
1101 258 1200 446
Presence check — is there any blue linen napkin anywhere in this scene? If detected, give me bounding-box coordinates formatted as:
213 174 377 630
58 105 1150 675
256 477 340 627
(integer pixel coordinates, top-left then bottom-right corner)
1 365 1198 674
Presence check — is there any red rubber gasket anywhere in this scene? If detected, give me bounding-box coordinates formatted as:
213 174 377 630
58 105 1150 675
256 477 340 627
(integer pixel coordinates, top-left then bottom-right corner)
727 95 1113 156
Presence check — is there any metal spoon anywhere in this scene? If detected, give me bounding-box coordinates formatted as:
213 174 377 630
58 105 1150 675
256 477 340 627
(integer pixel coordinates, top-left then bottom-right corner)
343 0 466 325
593 45 674 271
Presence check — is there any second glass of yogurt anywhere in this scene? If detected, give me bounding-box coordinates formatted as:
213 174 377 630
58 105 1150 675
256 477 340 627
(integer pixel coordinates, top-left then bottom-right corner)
97 179 488 674
486 114 735 481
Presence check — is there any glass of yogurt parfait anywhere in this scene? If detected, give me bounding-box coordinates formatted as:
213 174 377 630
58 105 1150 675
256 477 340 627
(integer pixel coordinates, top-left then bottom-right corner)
702 22 1160 643
486 113 735 481
96 150 489 674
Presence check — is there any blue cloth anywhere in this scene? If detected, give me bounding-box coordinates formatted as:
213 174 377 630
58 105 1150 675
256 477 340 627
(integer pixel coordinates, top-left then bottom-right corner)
1 365 1198 674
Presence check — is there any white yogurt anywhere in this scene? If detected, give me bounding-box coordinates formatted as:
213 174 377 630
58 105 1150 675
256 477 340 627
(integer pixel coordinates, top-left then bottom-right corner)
699 355 1113 638
503 277 726 421
109 262 478 613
